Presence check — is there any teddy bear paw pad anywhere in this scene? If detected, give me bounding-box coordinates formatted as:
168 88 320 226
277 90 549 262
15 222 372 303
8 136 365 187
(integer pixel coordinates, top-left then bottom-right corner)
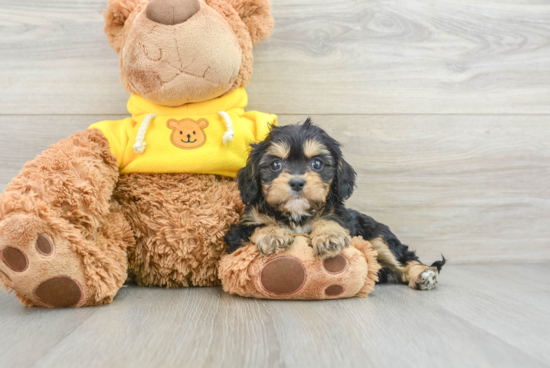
259 256 306 295
0 215 88 307
322 255 348 274
34 276 83 308
35 234 54 256
325 285 344 296
1 246 29 272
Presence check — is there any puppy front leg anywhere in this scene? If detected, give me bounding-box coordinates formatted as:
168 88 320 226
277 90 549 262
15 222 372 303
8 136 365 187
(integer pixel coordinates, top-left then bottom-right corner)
310 220 351 259
251 226 293 255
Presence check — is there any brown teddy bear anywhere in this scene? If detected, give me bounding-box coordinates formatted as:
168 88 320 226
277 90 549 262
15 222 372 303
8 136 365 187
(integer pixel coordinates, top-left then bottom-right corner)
0 0 276 308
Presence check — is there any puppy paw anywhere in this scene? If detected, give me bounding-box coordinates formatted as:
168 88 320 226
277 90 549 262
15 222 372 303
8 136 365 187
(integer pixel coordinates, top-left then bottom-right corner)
409 267 439 291
255 228 293 255
311 233 351 259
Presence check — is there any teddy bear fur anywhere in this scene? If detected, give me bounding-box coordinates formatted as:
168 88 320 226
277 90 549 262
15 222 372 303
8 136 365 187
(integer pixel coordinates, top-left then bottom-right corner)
0 0 273 308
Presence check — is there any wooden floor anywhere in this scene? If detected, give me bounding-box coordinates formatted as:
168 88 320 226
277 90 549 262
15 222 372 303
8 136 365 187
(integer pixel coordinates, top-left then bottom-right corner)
1 1 550 367
1 0 550 263
0 264 548 368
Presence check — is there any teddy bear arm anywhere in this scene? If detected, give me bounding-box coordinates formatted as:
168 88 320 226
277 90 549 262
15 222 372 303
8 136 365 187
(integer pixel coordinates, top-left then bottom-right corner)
0 129 133 307
3 129 119 228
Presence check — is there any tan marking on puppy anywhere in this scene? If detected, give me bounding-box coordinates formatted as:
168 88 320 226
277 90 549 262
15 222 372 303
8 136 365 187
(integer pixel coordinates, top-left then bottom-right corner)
310 220 351 259
266 141 290 159
251 226 294 255
369 238 405 274
263 172 311 218
302 172 331 205
283 198 310 219
241 205 278 227
369 238 438 290
303 139 330 158
402 261 439 290
263 172 331 218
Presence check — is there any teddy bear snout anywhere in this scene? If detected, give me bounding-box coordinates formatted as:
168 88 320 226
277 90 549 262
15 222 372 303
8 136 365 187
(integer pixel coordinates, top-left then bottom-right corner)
146 0 201 26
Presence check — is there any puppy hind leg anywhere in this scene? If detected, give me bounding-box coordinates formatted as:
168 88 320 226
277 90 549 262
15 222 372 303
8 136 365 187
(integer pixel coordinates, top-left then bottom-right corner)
369 237 406 283
369 237 444 290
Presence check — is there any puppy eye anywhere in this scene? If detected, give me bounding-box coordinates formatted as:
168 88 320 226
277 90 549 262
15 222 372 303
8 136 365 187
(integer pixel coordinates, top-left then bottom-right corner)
309 159 324 171
270 159 283 172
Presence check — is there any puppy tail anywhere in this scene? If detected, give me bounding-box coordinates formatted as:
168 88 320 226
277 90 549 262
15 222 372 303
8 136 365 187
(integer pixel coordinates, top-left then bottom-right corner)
430 255 446 273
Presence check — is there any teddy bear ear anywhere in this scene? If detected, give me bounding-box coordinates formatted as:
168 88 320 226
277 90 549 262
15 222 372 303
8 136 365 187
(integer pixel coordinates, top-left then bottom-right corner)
197 119 209 129
167 119 180 129
226 0 274 45
103 0 144 53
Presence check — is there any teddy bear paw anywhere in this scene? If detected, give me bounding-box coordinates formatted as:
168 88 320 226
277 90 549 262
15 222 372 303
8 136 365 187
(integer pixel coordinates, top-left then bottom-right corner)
258 253 351 298
0 214 88 307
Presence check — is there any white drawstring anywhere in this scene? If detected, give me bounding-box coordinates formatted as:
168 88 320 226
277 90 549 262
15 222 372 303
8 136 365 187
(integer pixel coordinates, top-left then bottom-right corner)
133 113 157 153
218 111 234 145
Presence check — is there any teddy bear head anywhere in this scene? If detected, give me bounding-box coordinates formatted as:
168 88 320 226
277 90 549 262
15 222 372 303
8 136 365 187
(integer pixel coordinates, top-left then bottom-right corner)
104 0 273 106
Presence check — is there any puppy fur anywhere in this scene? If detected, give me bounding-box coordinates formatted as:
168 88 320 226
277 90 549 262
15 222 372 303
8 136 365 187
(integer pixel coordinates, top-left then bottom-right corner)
225 119 445 290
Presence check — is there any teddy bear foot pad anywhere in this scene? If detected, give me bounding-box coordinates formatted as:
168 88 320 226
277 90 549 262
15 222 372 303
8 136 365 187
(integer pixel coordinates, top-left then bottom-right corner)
259 254 350 297
0 215 87 308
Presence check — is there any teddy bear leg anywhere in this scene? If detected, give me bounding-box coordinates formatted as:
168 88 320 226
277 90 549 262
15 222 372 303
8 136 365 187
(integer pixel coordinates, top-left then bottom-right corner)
0 130 132 307
114 173 244 288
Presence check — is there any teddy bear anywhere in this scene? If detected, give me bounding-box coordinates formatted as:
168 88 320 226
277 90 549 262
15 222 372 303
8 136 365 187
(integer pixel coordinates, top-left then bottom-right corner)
0 0 277 308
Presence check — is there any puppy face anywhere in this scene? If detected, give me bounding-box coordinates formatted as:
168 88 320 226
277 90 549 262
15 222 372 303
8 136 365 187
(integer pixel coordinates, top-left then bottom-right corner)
259 139 334 217
238 120 356 219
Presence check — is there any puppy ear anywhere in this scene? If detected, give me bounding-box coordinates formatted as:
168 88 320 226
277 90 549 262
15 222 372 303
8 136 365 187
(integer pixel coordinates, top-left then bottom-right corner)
103 0 144 53
237 140 270 204
227 0 274 45
237 160 260 205
334 159 356 201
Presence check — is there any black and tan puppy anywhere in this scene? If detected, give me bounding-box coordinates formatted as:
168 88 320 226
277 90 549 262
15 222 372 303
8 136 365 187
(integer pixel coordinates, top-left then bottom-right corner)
225 119 445 290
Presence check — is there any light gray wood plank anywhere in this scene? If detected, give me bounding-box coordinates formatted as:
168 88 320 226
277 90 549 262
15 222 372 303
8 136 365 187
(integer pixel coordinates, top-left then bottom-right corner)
0 291 99 367
0 265 549 368
279 115 550 264
419 263 550 364
1 0 550 114
0 115 124 188
3 114 548 264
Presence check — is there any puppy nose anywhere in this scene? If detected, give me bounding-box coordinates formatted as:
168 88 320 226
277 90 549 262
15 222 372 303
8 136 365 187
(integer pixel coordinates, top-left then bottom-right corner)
146 0 200 25
289 178 306 192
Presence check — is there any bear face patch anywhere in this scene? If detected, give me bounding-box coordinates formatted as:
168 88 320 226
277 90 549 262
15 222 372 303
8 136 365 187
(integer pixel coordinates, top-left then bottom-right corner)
167 118 208 149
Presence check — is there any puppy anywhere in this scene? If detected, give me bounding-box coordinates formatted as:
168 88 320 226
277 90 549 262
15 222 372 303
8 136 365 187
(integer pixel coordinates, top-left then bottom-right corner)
225 119 445 290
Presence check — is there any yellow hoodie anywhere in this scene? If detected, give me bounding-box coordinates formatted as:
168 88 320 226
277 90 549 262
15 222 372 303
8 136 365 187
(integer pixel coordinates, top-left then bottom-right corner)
89 88 276 177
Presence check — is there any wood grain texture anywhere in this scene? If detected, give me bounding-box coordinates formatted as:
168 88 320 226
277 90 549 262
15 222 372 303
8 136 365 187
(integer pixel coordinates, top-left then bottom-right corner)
278 115 550 264
1 0 550 114
2 114 549 263
0 264 549 368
